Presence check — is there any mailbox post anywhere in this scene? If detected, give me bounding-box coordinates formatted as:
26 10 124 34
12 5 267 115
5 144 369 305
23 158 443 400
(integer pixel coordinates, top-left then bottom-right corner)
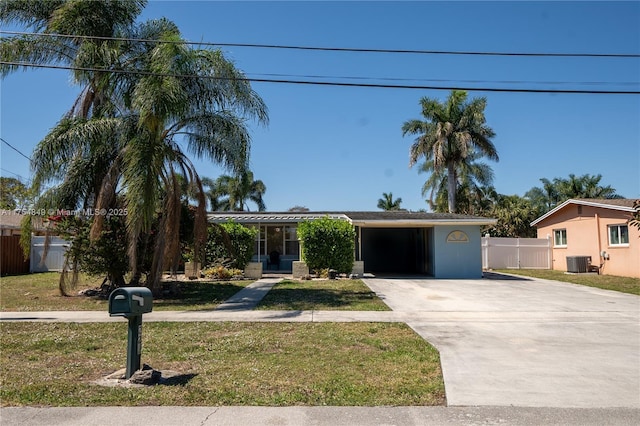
108 287 153 379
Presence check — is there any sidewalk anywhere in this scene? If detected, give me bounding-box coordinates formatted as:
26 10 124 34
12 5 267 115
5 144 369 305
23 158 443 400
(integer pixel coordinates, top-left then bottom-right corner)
2 406 638 426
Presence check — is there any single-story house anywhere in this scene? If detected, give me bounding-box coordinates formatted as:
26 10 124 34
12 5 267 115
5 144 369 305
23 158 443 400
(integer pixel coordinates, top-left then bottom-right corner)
208 211 497 279
531 199 639 278
0 209 25 236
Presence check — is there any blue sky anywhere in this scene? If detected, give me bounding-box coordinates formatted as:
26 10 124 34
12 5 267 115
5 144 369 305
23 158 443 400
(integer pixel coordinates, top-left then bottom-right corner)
1 1 639 212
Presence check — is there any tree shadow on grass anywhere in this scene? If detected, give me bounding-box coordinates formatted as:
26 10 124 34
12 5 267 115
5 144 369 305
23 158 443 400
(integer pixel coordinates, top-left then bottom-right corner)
257 287 382 310
154 281 248 307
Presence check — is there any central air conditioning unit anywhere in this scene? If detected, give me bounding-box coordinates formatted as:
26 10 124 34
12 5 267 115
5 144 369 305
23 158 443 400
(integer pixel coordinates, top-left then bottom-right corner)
566 256 591 273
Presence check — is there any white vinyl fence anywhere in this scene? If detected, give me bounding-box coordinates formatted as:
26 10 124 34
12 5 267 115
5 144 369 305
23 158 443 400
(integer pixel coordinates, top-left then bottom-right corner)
482 236 551 270
30 236 70 272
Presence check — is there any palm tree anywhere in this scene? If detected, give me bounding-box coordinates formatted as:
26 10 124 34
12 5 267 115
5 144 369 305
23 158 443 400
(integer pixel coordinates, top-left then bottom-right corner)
2 0 146 211
402 90 498 213
556 173 621 200
525 177 561 215
418 148 495 214
377 192 403 211
203 170 267 212
2 0 146 292
525 174 621 215
3 6 269 293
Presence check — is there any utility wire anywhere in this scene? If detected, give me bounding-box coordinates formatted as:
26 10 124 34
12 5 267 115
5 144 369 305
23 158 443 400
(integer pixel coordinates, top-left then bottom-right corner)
249 72 639 87
1 30 638 58
0 167 29 182
0 137 31 161
1 60 639 95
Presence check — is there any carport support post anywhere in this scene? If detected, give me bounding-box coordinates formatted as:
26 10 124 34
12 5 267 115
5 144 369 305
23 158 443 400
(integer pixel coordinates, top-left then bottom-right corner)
125 315 143 379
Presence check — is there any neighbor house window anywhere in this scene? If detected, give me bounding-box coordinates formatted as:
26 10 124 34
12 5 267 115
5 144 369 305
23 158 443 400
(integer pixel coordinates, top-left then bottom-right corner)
608 224 629 246
553 229 567 247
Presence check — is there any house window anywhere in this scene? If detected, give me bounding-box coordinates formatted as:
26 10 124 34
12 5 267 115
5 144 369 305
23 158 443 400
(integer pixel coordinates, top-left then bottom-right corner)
284 226 299 256
252 225 266 256
553 229 567 247
608 224 629 246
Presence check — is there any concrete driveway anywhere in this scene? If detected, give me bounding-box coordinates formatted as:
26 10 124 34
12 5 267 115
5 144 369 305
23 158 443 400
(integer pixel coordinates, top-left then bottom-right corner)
362 273 640 408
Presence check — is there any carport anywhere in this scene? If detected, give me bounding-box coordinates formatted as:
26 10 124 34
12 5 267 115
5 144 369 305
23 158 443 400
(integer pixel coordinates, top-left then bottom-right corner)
357 227 432 275
346 212 496 279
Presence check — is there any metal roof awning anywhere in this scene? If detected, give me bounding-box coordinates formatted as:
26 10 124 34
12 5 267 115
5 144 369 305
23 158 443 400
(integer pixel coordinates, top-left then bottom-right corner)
207 211 496 227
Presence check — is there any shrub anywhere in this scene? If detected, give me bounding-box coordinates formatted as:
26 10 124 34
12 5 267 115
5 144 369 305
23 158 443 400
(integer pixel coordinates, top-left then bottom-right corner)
297 217 355 274
202 265 243 280
204 221 257 270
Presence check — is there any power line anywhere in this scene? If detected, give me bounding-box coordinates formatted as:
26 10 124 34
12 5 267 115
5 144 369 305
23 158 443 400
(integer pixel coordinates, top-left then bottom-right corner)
2 60 639 95
248 72 639 87
0 137 31 161
1 30 638 59
0 167 29 183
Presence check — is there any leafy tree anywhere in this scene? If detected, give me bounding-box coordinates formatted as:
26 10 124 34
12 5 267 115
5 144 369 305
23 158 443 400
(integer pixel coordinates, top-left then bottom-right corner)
377 192 403 211
402 90 498 213
297 217 355 274
0 177 32 210
53 214 130 295
484 195 538 238
3 4 268 294
629 200 640 231
203 170 267 212
204 221 257 270
288 206 309 212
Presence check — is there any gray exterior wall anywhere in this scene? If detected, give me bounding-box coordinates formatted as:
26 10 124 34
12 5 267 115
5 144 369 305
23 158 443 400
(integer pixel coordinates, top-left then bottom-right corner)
433 225 483 279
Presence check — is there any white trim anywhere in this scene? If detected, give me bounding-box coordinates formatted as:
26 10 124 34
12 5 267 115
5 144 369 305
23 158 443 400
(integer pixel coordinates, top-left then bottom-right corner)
531 199 636 226
349 219 496 227
208 213 496 227
607 224 630 246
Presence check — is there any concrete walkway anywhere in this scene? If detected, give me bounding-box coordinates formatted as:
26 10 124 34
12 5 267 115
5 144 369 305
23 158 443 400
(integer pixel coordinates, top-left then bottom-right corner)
214 277 281 310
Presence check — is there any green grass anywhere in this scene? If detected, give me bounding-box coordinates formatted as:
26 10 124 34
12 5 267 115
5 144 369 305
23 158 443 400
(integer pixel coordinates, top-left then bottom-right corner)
495 269 640 295
0 322 445 407
256 279 390 311
0 272 252 311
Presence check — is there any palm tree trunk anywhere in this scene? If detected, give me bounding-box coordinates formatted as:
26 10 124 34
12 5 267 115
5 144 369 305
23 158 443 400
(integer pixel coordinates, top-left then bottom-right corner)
447 162 457 213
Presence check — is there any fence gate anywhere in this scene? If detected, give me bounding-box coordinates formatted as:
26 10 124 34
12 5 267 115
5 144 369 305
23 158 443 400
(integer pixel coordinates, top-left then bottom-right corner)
30 236 70 273
482 236 551 270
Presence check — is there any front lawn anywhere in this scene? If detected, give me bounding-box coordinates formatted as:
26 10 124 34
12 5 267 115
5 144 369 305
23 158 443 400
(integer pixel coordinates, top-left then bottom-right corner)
495 269 639 295
256 279 390 311
0 272 252 311
0 322 445 406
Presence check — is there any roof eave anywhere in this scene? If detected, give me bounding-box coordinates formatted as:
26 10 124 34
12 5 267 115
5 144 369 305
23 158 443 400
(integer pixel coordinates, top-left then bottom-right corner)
350 219 497 227
531 199 636 226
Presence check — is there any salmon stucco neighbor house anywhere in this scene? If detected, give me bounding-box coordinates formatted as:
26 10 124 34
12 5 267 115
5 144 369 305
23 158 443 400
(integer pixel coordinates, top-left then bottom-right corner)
531 199 639 278
208 211 497 279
